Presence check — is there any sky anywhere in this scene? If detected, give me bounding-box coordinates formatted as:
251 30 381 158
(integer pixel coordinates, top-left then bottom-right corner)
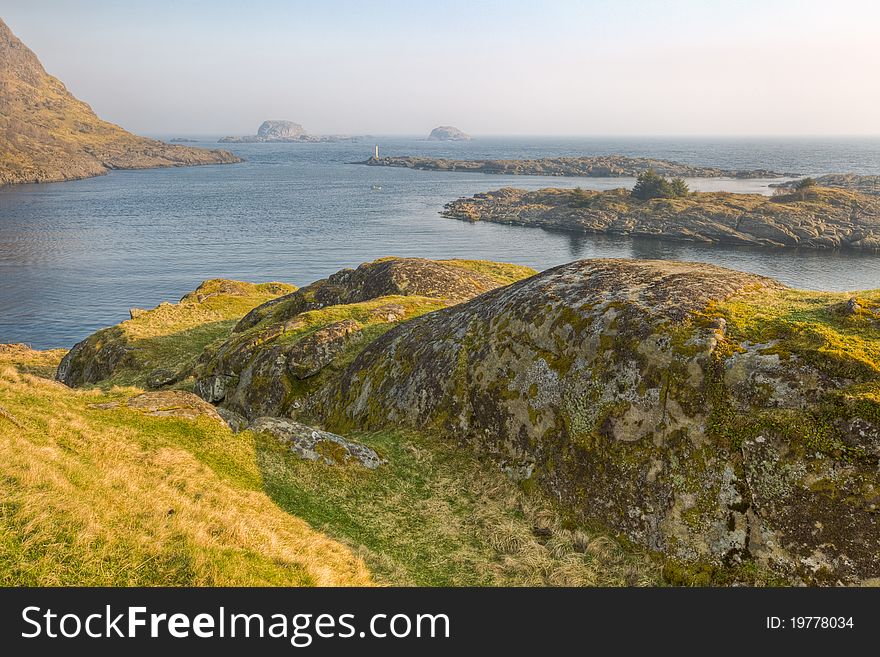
3 0 879 136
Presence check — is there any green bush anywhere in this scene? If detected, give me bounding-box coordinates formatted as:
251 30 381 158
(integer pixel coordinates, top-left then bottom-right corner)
631 169 689 200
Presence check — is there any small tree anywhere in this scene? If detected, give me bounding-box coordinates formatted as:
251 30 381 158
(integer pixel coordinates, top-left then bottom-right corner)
793 177 817 200
631 169 689 200
669 177 690 197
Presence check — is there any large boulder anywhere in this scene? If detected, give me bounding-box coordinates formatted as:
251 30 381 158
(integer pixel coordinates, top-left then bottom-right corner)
316 259 880 584
234 257 510 332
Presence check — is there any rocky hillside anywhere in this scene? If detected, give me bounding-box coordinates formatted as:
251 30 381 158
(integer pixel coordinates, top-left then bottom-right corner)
52 256 880 584
443 186 880 250
361 155 792 178
0 18 240 185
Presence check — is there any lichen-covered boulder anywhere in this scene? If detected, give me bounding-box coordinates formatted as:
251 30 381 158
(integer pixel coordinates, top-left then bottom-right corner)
317 258 880 584
287 319 363 379
250 417 384 468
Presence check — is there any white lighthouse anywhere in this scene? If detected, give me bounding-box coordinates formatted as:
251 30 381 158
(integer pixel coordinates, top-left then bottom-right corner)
374 145 379 160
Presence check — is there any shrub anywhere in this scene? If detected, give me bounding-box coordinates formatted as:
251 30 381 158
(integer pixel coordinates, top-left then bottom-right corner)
631 169 689 200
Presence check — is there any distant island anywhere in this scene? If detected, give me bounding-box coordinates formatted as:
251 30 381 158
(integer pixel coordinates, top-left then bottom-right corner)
219 120 357 143
771 174 880 196
0 19 240 186
168 137 201 143
360 155 795 179
442 180 880 250
427 126 471 141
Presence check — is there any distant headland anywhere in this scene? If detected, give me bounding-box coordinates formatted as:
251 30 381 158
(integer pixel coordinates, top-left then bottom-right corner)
0 19 240 186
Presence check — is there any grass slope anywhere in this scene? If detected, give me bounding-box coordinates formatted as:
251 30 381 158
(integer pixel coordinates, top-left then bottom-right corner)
0 346 372 586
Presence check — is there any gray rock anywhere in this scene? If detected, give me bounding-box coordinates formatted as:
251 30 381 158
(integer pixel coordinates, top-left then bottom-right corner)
427 125 471 141
193 373 236 402
217 407 249 433
249 417 384 469
257 120 306 140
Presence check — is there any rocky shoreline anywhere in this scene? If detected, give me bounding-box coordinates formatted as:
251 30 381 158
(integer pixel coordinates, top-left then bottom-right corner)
442 186 880 250
359 155 796 179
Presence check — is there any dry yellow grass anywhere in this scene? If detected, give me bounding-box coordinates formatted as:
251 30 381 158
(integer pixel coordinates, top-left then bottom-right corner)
0 347 372 586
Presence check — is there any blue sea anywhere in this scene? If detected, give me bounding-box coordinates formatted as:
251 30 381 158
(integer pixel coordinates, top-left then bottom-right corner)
1 136 879 349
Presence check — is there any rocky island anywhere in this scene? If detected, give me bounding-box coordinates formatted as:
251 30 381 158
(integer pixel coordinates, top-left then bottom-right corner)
220 120 355 143
360 154 794 178
442 185 880 250
40 255 880 584
0 19 240 186
427 125 471 141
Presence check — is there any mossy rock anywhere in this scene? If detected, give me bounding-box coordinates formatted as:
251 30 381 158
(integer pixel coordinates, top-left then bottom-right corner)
319 258 880 584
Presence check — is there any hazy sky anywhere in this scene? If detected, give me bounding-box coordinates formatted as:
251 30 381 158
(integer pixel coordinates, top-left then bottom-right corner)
4 0 879 136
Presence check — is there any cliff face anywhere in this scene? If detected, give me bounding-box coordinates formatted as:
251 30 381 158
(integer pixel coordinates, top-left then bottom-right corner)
0 19 240 185
443 186 880 250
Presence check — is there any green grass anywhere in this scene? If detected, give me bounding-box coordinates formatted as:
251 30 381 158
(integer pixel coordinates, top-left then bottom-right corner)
0 347 372 586
710 287 880 381
439 259 538 285
258 429 660 586
1 345 661 587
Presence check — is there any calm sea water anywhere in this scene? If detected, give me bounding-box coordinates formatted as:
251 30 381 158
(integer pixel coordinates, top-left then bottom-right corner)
2 136 879 349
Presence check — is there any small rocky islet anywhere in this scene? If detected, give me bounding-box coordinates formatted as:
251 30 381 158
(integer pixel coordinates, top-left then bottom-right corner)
219 120 356 143
442 185 880 250
51 256 880 585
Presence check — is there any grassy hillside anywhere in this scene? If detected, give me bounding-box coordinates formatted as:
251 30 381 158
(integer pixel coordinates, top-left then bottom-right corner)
0 345 372 586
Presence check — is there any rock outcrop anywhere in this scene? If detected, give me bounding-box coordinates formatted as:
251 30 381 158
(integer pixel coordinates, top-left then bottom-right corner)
427 126 471 141
0 19 240 186
315 259 880 584
193 258 536 419
362 155 793 178
257 120 306 140
442 186 880 250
